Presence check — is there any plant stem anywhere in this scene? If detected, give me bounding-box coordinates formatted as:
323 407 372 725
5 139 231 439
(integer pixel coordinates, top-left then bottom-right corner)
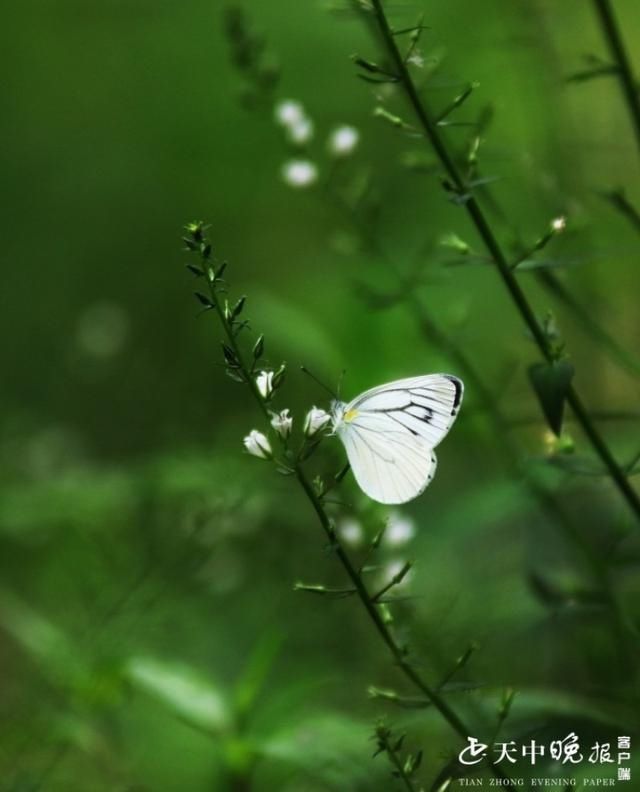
295 465 469 738
377 728 418 792
602 189 640 234
591 0 640 155
193 237 511 781
295 466 510 781
534 266 640 378
476 174 640 377
367 0 640 524
325 163 635 669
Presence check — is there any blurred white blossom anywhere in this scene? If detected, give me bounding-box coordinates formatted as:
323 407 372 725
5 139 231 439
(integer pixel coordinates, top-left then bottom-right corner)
282 159 318 188
256 370 274 399
551 215 567 232
76 301 129 359
271 408 293 438
243 430 272 460
407 52 425 68
328 125 359 157
384 511 415 546
303 406 331 436
274 99 305 127
338 518 363 547
287 116 314 145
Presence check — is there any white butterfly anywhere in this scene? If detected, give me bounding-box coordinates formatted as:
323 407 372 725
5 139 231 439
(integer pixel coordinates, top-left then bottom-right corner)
331 374 464 505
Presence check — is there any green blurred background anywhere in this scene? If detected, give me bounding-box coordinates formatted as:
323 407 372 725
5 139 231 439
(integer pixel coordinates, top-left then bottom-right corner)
2 1 640 789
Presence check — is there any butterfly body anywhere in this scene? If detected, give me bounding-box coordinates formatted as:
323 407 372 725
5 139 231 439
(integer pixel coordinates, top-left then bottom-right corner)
331 374 463 505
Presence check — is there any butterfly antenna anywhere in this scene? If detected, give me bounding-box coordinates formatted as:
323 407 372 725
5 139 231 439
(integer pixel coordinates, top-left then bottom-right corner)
300 366 338 399
336 368 346 399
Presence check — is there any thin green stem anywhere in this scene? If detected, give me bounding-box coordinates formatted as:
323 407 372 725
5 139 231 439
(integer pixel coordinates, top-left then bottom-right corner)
535 262 640 378
592 0 640 155
294 466 469 739
367 0 640 524
477 172 640 377
377 729 418 792
204 272 271 424
190 235 512 780
410 295 636 676
325 163 635 670
602 188 640 234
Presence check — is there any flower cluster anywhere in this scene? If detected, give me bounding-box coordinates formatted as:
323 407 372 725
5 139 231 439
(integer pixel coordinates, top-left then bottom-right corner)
243 401 331 460
273 98 360 190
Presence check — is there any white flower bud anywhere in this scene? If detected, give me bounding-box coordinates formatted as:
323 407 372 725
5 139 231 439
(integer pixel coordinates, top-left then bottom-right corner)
256 370 274 399
303 406 331 437
328 125 359 157
274 100 305 127
243 430 272 460
287 117 314 145
338 518 363 547
384 511 415 546
551 216 567 232
271 408 293 438
282 159 318 188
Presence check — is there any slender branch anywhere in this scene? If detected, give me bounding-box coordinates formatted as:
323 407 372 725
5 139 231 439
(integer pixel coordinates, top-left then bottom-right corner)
323 166 635 668
475 173 640 377
375 725 419 792
371 561 412 603
366 0 640 524
601 188 640 234
188 229 512 781
591 0 640 155
295 467 473 740
534 266 640 378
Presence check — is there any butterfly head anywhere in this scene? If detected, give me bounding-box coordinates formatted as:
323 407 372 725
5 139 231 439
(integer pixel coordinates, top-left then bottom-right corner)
331 399 353 434
330 400 360 433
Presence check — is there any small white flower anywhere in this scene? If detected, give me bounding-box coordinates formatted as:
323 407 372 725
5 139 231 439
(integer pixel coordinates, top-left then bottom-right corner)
328 125 359 157
287 116 314 145
274 99 305 127
256 370 274 399
303 406 331 436
551 215 567 232
407 52 425 68
282 159 318 188
243 430 272 460
271 408 293 438
384 511 415 546
338 518 363 547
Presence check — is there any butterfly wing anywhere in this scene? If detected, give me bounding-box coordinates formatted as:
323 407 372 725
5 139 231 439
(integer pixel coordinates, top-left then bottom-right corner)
339 422 438 504
336 375 462 505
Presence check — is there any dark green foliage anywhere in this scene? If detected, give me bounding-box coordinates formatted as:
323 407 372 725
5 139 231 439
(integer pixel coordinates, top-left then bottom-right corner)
2 0 640 789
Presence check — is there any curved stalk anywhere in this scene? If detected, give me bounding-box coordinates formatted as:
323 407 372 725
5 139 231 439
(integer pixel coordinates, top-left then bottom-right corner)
366 0 640 524
189 228 510 782
591 0 640 155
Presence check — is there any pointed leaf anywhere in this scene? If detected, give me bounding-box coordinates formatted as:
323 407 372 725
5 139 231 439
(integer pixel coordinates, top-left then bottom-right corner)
528 360 574 436
126 656 230 735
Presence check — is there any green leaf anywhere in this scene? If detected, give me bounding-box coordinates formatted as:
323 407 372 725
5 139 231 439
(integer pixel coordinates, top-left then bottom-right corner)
0 593 78 680
514 257 579 272
253 334 264 359
126 656 230 735
439 232 470 255
234 632 283 716
502 687 635 732
260 713 374 787
528 360 574 436
194 291 213 308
